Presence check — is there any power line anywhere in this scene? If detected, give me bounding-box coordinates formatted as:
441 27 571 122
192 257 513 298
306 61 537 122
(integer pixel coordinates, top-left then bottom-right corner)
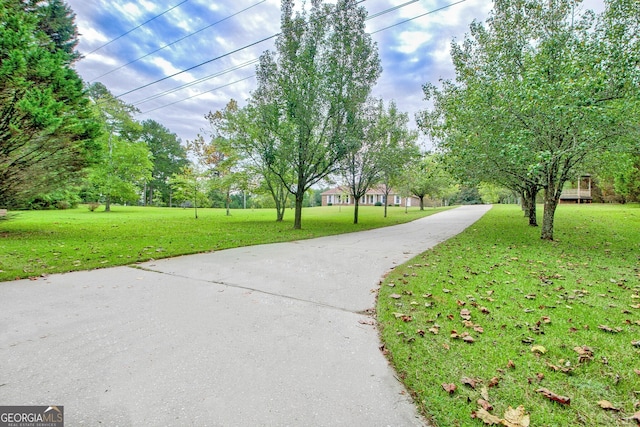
89 0 267 82
116 34 277 98
132 58 259 106
87 0 191 55
116 0 368 99
371 0 468 34
126 0 468 113
140 75 255 114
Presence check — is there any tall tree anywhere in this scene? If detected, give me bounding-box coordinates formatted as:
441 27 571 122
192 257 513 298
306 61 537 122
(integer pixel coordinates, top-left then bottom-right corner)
140 120 187 206
419 0 640 240
0 0 99 208
341 99 419 222
86 83 152 211
251 0 381 229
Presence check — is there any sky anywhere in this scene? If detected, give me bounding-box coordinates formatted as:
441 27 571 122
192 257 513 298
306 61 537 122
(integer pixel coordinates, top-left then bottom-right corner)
64 0 605 147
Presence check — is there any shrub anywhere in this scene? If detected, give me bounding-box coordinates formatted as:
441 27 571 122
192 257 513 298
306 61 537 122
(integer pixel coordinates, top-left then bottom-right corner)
87 202 100 212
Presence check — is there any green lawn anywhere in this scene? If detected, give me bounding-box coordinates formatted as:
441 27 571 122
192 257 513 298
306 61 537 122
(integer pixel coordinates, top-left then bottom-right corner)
0 204 449 282
377 203 640 426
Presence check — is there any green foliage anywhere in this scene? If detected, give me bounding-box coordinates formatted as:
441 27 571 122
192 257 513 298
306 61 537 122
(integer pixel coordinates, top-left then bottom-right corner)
140 119 188 206
85 83 152 211
340 98 419 222
0 205 450 281
420 0 640 239
0 0 100 208
252 0 381 228
378 204 640 426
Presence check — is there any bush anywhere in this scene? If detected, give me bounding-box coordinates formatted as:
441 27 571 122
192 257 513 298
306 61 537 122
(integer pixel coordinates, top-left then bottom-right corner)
374 202 382 206
87 202 100 212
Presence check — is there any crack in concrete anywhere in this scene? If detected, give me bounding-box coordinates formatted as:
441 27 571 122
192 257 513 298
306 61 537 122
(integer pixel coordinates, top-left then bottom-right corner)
131 264 375 316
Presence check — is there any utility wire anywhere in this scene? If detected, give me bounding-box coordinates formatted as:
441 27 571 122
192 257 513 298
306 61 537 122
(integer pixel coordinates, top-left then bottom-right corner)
90 0 266 82
371 0 468 34
140 75 255 114
116 34 277 98
87 0 190 55
116 0 368 99
129 0 467 114
132 58 259 105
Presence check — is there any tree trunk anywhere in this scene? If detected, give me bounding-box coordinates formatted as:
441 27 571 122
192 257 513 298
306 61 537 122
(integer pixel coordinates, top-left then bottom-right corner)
541 190 558 240
105 195 111 212
225 188 231 216
419 196 425 211
353 199 359 224
293 191 304 229
525 187 538 227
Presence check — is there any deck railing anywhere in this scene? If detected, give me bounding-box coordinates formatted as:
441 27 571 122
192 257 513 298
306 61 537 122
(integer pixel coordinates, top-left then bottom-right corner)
560 189 591 198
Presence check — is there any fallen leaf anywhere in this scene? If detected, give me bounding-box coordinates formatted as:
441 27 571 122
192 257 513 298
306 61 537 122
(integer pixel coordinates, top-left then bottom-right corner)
416 329 425 337
462 377 477 389
537 387 571 405
598 324 622 333
480 306 491 314
480 386 490 400
634 369 640 376
457 299 466 306
632 340 640 348
477 398 493 411
392 312 406 318
442 342 450 350
541 316 551 324
463 335 476 343
461 309 472 320
442 383 457 394
545 362 574 374
474 325 485 333
531 345 547 354
488 376 500 388
443 288 451 293
400 315 412 322
389 293 402 299
429 326 440 335
629 411 640 424
598 400 620 411
507 360 516 369
502 405 530 427
471 408 501 425
573 346 594 363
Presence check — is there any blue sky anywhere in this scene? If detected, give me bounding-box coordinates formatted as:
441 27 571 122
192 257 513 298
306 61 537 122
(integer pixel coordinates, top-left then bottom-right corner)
65 0 604 146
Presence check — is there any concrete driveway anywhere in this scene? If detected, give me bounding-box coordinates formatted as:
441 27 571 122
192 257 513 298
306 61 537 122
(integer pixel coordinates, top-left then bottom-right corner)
0 205 491 426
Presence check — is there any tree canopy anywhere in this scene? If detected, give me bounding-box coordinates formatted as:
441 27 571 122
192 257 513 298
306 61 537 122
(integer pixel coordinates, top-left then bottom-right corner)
419 0 640 240
0 0 99 208
251 0 381 229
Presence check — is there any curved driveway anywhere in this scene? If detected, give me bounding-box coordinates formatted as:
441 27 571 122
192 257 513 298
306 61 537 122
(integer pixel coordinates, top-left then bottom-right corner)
0 205 490 426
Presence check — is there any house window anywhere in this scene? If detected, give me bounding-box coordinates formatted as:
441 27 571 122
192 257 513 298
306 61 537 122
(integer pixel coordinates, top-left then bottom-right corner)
394 195 401 205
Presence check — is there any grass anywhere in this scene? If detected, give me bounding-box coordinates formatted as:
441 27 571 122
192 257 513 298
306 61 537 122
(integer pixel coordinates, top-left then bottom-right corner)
377 203 640 427
0 204 449 282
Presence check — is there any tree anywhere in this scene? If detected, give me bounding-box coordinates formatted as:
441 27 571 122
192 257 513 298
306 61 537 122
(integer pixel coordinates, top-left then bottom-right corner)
339 98 383 224
140 120 188 206
341 99 419 222
375 102 420 218
251 0 381 229
405 154 456 209
169 165 210 217
0 0 100 208
86 83 152 211
419 0 640 240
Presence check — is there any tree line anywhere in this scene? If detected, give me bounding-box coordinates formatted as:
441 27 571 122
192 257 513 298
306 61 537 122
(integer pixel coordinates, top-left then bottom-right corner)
1 0 638 239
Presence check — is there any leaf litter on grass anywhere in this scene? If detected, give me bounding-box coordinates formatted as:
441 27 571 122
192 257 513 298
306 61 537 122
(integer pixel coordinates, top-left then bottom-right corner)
377 204 640 426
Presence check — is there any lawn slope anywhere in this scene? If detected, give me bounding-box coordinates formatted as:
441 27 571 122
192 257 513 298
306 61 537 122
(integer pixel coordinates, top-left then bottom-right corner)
378 204 640 426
